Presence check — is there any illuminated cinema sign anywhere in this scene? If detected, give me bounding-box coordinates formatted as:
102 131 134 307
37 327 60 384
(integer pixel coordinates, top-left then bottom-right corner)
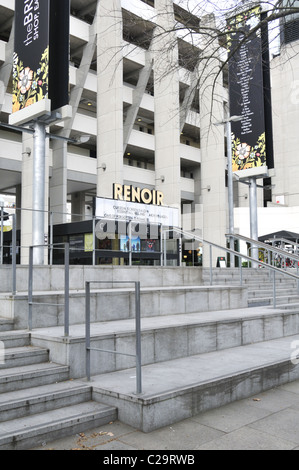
12 0 70 118
227 6 274 176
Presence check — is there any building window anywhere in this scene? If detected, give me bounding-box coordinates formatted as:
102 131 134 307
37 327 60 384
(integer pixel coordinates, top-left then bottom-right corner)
283 18 299 44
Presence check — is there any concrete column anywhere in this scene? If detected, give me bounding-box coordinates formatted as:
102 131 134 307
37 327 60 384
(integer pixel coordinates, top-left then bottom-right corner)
71 192 86 222
153 0 181 215
97 0 123 198
50 139 68 224
198 14 226 267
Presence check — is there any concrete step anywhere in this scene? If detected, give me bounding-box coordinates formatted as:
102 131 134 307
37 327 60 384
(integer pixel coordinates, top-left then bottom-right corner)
90 334 299 432
30 307 299 378
1 284 247 329
0 363 70 394
248 288 299 296
0 401 117 450
0 382 93 422
0 266 204 294
249 295 299 308
0 331 30 348
0 346 49 370
0 318 14 332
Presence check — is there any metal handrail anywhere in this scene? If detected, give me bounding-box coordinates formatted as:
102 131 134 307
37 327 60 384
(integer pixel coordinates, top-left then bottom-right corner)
85 280 142 394
162 227 299 308
227 233 299 262
28 243 70 336
163 227 299 277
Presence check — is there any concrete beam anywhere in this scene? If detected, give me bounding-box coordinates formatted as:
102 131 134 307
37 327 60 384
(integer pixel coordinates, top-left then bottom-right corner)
123 49 153 154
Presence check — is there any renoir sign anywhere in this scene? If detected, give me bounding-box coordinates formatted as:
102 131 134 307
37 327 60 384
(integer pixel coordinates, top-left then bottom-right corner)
12 0 69 118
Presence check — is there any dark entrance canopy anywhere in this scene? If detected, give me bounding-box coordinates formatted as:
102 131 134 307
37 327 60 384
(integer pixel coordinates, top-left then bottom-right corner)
259 230 299 243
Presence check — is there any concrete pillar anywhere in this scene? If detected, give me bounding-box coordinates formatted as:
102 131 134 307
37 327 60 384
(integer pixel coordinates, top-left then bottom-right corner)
198 14 226 267
71 192 86 222
153 0 181 216
97 0 123 198
50 139 68 224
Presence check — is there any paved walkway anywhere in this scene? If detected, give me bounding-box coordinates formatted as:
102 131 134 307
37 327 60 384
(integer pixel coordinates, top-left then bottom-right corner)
33 379 299 451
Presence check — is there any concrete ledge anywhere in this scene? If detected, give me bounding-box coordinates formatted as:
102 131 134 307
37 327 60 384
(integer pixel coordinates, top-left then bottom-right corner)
30 308 299 378
0 284 248 329
0 266 204 294
88 335 299 432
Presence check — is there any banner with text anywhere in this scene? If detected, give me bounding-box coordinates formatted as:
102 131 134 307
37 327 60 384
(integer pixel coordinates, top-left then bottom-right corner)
12 0 69 116
227 7 267 175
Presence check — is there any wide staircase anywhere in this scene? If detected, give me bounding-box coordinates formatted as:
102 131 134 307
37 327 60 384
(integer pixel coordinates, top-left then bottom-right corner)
0 264 298 449
202 267 299 308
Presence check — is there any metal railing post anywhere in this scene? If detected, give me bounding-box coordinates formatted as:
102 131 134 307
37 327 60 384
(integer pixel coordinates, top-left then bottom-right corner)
240 261 243 286
28 246 33 331
12 214 17 295
85 281 91 381
49 212 53 266
129 221 132 267
92 216 96 266
209 245 213 285
160 225 163 266
135 281 142 395
0 205 4 265
64 243 70 337
273 269 277 309
164 231 167 267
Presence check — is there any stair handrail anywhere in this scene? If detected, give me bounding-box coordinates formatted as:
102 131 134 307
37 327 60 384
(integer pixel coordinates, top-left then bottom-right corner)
227 233 299 265
162 227 299 308
85 280 142 394
163 227 299 278
267 238 299 253
28 243 70 336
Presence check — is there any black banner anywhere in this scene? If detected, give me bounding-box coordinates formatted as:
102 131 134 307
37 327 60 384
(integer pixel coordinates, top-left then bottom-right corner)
12 0 69 115
227 7 268 174
49 0 70 112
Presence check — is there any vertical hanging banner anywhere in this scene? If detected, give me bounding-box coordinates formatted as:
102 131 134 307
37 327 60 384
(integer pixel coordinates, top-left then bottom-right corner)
12 0 50 114
11 0 69 123
227 7 269 176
